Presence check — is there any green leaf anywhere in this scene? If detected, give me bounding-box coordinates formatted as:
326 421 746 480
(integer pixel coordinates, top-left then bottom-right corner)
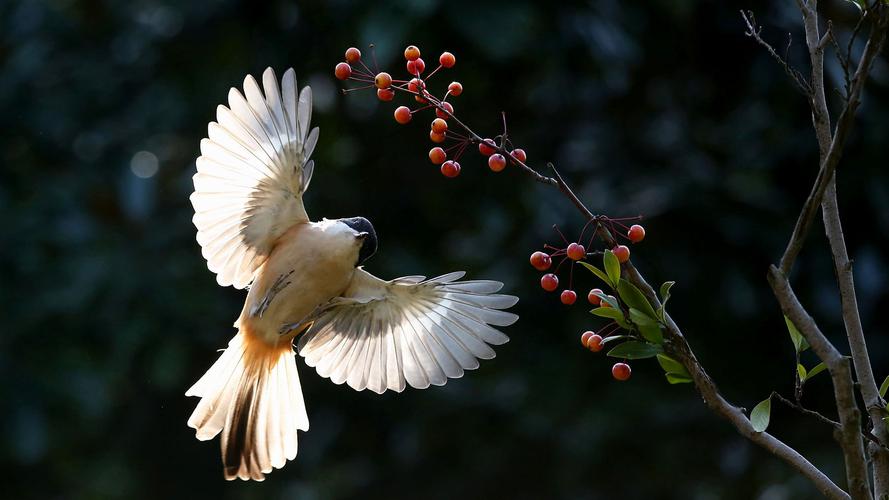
603 249 621 287
591 306 630 329
607 341 663 360
657 354 689 377
880 375 889 398
796 363 807 381
657 281 675 321
600 335 629 346
638 323 664 344
666 373 693 384
628 308 657 327
579 262 612 288
617 279 658 320
784 316 809 353
806 362 827 382
750 397 772 432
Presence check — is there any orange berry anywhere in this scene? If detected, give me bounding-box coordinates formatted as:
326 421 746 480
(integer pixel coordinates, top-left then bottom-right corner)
429 130 446 143
334 62 351 80
613 245 630 263
581 330 595 348
529 251 552 271
566 242 585 261
448 81 463 96
612 362 632 381
429 147 447 165
478 138 496 156
374 72 392 89
407 57 426 75
345 47 361 64
408 78 424 93
628 224 646 243
587 334 604 352
510 148 527 163
587 288 603 305
488 153 506 172
441 160 460 178
436 102 454 119
377 88 395 102
394 106 412 124
431 118 448 134
541 273 559 292
560 290 577 305
439 51 456 68
404 45 421 61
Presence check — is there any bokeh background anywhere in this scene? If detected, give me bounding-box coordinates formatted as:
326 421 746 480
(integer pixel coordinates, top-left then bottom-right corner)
3 0 888 498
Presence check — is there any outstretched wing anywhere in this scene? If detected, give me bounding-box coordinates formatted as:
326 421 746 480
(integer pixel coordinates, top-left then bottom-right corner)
297 269 518 394
191 67 319 289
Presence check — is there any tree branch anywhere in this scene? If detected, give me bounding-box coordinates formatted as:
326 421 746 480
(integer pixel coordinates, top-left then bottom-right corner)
768 267 872 499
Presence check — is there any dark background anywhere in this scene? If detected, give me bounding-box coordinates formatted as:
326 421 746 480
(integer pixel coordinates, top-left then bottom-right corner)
3 0 888 498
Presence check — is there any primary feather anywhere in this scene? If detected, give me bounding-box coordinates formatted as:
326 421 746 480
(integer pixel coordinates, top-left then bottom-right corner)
191 68 319 289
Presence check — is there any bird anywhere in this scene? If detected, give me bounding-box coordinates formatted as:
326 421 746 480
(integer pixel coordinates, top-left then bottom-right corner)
186 67 519 481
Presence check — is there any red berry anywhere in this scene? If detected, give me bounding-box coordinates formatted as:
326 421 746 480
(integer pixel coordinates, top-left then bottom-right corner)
436 102 454 120
439 51 456 68
440 160 460 178
345 47 361 64
394 106 412 124
529 251 552 271
478 138 497 156
540 273 559 292
488 153 506 172
587 334 604 352
429 147 446 165
581 330 595 348
566 242 585 261
404 45 421 61
560 290 577 305
431 118 448 134
448 81 463 96
628 224 646 243
408 78 425 93
429 130 446 143
612 362 632 381
377 88 395 102
510 148 527 163
587 288 603 305
334 62 351 80
613 245 630 263
407 57 426 75
374 72 392 89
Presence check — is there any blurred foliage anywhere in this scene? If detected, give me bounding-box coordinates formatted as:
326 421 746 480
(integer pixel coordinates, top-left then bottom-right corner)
2 0 888 499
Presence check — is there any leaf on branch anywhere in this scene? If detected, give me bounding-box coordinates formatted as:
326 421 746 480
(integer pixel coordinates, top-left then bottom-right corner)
880 375 889 399
628 308 657 327
618 279 659 320
591 306 631 329
603 249 621 288
657 281 675 321
579 262 612 288
797 363 807 382
806 362 827 382
666 373 693 385
784 315 809 353
657 354 691 384
751 397 772 433
600 335 629 347
607 341 663 360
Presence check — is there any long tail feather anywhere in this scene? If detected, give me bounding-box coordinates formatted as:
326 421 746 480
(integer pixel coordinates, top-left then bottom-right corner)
186 331 309 481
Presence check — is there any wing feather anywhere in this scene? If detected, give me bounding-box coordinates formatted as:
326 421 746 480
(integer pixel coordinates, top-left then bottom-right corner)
297 269 517 394
191 67 317 289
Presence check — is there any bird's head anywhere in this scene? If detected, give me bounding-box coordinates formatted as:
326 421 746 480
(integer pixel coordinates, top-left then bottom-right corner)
339 216 378 266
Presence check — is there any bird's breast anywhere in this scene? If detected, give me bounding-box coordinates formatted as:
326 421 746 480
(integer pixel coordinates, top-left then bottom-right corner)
238 222 358 345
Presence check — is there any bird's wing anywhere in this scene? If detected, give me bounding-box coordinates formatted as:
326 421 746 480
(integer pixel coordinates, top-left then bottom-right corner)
297 268 518 394
191 67 319 289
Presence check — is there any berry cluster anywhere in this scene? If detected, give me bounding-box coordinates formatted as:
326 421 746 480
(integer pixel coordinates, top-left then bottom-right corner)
335 44 529 178
530 220 648 380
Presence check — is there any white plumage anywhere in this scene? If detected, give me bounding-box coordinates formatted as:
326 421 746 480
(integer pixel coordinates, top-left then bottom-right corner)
186 67 518 481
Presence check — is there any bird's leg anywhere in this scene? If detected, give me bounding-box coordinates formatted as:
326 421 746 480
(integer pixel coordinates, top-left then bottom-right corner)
250 270 294 318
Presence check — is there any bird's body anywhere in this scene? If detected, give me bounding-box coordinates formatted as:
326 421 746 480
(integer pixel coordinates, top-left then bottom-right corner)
237 220 361 345
187 67 518 481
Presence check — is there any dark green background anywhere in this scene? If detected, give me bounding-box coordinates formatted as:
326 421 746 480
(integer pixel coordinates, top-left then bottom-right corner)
3 0 887 498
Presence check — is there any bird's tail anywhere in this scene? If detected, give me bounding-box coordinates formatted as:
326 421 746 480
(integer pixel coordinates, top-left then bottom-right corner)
186 329 309 481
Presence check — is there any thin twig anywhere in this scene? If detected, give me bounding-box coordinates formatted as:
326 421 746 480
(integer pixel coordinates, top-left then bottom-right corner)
741 10 812 94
